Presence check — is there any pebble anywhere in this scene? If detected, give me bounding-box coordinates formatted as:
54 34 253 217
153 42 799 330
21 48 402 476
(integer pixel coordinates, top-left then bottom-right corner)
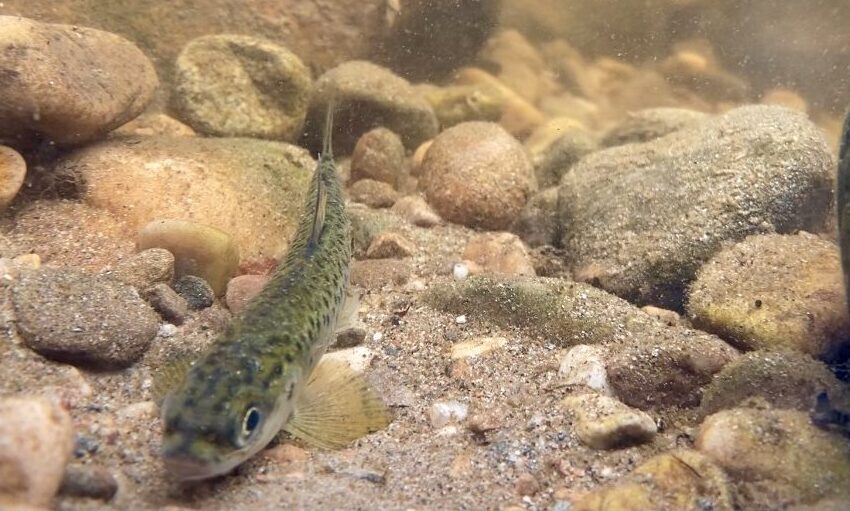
420 84 503 129
104 248 175 291
558 345 610 394
0 397 74 509
562 393 657 449
455 315 467 325
0 16 158 147
350 128 407 188
696 407 850 504
145 283 189 325
429 401 469 429
0 145 26 209
640 305 682 327
303 61 438 154
349 179 400 209
11 268 160 369
571 450 733 511
391 195 442 228
350 259 411 289
110 113 196 138
334 326 368 348
263 443 309 464
58 465 118 501
514 473 540 497
365 232 415 259
158 323 178 338
561 105 833 309
172 275 215 310
688 233 848 358
699 350 849 417
56 136 314 264
452 262 470 281
450 336 507 359
137 219 240 297
462 232 535 276
172 35 312 140
466 410 503 434
320 346 375 374
421 122 536 230
225 274 270 313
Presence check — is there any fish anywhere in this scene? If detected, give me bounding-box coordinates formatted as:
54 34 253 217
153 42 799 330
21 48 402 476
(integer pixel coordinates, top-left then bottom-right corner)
811 392 850 439
159 105 391 481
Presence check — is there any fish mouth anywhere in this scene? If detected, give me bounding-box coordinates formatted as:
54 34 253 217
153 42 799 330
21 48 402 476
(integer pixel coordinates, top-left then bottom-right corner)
162 454 240 481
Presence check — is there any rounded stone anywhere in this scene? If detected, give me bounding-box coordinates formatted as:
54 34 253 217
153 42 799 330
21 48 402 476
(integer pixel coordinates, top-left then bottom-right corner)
172 275 215 310
421 122 535 230
0 145 26 210
348 179 399 209
350 128 406 188
104 248 175 291
172 35 312 140
0 16 158 147
137 219 239 297
11 268 160 369
225 274 270 313
0 396 74 509
302 61 439 154
462 232 535 276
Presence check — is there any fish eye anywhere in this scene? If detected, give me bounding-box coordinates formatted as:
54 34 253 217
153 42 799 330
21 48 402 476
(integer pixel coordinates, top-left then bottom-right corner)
239 407 262 442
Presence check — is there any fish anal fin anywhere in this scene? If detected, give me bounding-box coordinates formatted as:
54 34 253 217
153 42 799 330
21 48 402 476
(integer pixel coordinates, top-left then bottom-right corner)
283 358 391 450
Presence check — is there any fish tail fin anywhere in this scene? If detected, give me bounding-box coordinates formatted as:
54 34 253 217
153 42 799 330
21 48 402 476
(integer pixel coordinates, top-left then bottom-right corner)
283 357 392 449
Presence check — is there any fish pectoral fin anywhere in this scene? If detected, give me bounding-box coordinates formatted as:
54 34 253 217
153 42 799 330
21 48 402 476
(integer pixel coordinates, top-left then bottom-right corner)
283 358 391 450
334 286 362 333
151 356 195 407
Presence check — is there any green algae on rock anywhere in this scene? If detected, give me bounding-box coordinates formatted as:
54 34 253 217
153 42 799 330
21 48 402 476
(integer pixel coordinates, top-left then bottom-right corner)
571 449 734 511
171 35 312 141
0 16 158 148
54 136 314 263
699 350 850 418
687 232 849 359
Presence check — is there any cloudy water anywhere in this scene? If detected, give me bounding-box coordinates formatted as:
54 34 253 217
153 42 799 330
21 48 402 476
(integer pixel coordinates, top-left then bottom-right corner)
0 1 849 510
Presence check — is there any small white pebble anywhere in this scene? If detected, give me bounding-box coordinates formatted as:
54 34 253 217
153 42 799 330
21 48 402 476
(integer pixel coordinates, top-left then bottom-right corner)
372 332 383 342
158 323 178 338
429 400 469 428
452 262 469 281
455 315 467 324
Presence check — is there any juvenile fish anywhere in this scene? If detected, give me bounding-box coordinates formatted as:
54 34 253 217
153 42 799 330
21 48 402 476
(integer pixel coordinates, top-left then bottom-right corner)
160 107 390 481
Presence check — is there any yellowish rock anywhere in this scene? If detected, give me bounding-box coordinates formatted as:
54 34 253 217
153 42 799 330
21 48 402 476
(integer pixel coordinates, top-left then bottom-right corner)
463 232 535 276
450 336 507 359
454 67 545 138
0 145 26 210
572 450 733 511
365 231 415 259
688 233 849 358
111 113 196 138
562 392 657 449
391 195 442 228
137 219 239 296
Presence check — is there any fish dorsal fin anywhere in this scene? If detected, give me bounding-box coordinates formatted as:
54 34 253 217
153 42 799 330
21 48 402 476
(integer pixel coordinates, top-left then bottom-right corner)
308 103 335 247
283 357 391 449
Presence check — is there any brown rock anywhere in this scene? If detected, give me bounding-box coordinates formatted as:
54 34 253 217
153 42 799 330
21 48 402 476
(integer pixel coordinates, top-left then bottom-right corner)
0 16 158 147
0 397 74 509
514 473 539 497
110 113 195 138
462 232 535 276
421 122 535 230
391 195 442 228
366 232 415 259
145 283 189 325
350 128 406 188
0 145 26 209
225 274 270 313
105 248 175 291
350 259 411 289
349 179 399 209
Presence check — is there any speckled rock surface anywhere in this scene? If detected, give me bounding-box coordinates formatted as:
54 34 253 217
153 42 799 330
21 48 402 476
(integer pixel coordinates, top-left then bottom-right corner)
348 179 399 209
55 136 313 262
560 106 833 309
697 406 850 506
103 248 175 291
0 16 158 147
602 107 710 147
0 397 74 509
562 392 657 449
171 35 312 140
302 61 438 154
421 122 536 230
511 186 560 247
11 268 160 368
572 449 733 511
688 233 849 359
699 350 850 417
350 128 406 188
0 145 26 210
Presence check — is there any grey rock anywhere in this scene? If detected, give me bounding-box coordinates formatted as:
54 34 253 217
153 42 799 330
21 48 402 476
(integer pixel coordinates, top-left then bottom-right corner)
145 283 189 325
12 268 160 369
105 248 175 291
601 108 710 147
534 130 598 188
172 275 215 310
512 186 560 247
59 465 118 501
559 105 833 309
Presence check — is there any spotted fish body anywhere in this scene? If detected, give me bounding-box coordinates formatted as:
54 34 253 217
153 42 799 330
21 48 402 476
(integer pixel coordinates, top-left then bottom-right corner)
161 109 364 480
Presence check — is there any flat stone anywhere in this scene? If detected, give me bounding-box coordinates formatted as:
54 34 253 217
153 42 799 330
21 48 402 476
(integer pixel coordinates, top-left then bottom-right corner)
104 248 175 291
562 392 657 449
145 283 189 325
